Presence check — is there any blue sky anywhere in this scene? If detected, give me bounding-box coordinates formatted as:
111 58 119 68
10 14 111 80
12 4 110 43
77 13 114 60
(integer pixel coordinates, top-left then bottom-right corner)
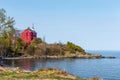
1 0 120 50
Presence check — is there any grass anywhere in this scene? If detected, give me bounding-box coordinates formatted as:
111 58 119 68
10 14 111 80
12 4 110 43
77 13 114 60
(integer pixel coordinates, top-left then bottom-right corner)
0 67 101 80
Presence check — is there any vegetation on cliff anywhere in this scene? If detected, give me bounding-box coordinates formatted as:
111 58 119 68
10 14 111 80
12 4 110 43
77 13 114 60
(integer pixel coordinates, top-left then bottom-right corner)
24 38 87 57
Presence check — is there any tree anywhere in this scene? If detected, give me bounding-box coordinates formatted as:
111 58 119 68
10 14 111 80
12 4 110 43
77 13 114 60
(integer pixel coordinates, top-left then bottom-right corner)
13 38 25 56
0 8 15 57
30 38 42 47
0 8 15 38
24 38 42 56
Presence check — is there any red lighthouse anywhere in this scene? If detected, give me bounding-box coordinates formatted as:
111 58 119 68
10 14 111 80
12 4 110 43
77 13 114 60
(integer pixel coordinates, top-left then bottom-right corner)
21 27 37 43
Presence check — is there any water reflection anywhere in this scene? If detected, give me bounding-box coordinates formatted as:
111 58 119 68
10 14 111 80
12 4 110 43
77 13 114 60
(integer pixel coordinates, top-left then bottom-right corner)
2 58 76 71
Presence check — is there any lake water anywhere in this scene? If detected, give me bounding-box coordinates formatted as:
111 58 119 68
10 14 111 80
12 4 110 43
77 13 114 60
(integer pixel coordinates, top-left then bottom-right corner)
1 50 120 80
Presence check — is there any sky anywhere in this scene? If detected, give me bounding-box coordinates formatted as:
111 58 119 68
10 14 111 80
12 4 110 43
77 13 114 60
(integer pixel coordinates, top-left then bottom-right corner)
0 0 120 50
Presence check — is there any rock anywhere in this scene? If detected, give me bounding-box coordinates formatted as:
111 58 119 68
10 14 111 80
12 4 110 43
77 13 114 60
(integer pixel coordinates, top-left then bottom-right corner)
106 56 116 59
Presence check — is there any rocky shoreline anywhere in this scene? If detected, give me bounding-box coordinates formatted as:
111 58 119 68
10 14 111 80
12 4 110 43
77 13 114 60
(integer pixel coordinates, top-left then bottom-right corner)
1 54 116 60
0 67 102 80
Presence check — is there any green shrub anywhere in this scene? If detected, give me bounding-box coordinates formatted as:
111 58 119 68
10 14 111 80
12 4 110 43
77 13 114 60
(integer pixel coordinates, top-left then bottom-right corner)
67 41 84 52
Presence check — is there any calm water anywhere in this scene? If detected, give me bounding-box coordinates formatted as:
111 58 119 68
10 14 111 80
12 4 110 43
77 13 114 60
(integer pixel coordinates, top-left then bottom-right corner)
1 50 120 80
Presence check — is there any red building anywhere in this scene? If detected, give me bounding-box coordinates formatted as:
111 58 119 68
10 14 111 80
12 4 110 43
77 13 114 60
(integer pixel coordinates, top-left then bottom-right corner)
21 27 37 43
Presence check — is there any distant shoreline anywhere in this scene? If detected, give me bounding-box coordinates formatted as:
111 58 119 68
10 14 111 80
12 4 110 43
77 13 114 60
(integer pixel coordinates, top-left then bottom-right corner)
1 54 116 60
